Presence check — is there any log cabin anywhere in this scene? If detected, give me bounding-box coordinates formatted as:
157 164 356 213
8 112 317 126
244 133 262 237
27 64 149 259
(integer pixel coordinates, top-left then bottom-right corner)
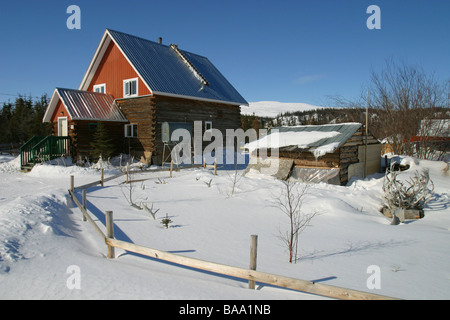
246 123 382 185
36 28 247 168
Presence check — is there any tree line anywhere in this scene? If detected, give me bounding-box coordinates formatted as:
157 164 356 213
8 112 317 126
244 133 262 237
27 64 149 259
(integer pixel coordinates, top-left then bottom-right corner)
0 94 52 146
334 60 449 160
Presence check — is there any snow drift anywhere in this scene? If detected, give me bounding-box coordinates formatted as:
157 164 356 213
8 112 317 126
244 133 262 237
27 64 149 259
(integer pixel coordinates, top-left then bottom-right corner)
0 154 449 299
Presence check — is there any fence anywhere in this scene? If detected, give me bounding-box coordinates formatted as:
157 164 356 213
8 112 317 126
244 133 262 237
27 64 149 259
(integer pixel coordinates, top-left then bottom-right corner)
68 172 400 300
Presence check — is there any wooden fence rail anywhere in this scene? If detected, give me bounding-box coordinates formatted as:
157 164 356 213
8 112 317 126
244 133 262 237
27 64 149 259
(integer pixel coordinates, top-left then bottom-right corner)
68 174 400 300
105 237 397 300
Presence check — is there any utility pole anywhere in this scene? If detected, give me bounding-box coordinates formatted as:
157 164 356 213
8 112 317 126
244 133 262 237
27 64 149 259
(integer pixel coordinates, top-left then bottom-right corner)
364 91 369 178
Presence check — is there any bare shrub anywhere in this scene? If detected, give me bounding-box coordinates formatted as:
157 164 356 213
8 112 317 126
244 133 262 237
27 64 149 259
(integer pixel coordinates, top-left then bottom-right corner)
274 180 319 263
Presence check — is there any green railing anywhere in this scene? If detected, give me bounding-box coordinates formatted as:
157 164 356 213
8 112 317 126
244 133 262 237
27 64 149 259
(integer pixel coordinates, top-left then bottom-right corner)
20 136 45 169
32 136 71 164
20 136 71 170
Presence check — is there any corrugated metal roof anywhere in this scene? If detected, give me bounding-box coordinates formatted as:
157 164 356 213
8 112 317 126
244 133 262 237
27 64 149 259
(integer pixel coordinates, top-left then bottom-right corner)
56 88 127 122
107 29 248 105
274 123 362 151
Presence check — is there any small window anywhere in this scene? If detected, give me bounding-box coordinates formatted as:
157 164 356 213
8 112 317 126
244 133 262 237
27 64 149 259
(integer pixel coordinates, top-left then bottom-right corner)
123 78 138 97
88 123 99 132
93 84 106 93
125 124 138 138
205 121 213 132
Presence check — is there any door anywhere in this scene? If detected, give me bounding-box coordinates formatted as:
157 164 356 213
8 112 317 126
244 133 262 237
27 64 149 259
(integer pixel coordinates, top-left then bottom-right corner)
58 117 68 136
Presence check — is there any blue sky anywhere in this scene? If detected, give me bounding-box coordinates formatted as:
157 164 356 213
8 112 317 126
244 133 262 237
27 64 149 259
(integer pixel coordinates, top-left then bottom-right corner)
0 0 448 106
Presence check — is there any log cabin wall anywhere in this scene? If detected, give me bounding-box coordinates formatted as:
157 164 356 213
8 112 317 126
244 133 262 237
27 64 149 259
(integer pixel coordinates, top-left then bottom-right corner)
277 127 381 185
278 149 340 169
117 94 241 164
116 96 155 161
69 120 126 160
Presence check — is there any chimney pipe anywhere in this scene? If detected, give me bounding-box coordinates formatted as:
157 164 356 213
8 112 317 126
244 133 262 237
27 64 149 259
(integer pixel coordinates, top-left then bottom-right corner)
158 37 162 44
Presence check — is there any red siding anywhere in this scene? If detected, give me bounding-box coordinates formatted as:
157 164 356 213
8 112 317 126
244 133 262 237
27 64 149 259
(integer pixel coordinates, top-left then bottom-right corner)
50 100 71 122
87 41 151 99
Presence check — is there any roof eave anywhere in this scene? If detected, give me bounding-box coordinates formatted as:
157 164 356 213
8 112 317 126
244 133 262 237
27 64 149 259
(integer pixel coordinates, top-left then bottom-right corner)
42 88 74 123
70 117 129 123
78 29 111 91
152 91 248 106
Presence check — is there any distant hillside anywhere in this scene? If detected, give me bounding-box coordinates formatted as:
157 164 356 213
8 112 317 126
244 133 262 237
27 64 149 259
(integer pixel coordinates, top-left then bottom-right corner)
240 101 374 134
241 101 325 118
240 101 354 129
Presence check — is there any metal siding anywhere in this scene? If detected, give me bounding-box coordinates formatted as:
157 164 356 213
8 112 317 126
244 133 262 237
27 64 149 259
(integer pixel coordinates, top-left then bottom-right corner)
107 29 248 105
57 88 127 122
87 41 151 98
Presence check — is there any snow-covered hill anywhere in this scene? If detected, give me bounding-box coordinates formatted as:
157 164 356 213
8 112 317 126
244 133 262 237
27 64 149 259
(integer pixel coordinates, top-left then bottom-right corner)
0 154 449 300
241 101 325 118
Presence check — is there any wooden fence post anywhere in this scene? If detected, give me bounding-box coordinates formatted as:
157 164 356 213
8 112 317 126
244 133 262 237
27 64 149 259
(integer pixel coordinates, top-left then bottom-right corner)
249 234 258 289
106 211 115 259
82 189 87 222
101 168 104 187
126 163 129 184
70 175 74 193
170 161 173 178
214 158 217 175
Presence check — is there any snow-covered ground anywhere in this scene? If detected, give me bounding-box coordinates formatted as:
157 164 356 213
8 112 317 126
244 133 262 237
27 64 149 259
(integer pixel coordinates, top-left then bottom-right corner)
0 153 449 300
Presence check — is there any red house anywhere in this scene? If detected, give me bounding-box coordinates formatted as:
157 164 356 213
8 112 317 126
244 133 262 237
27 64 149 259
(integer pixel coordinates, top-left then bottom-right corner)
23 29 247 169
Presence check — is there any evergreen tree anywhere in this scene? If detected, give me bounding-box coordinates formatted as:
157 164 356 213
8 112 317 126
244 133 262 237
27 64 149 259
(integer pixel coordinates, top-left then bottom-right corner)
31 94 51 137
0 94 51 144
0 102 13 143
90 122 115 161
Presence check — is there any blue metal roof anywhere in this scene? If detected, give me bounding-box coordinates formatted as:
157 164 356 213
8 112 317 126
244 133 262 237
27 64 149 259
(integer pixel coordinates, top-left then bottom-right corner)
107 29 248 105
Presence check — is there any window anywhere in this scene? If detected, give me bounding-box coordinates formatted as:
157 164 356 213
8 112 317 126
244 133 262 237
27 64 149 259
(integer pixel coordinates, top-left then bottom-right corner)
125 124 138 138
123 78 138 97
93 84 106 93
88 123 99 132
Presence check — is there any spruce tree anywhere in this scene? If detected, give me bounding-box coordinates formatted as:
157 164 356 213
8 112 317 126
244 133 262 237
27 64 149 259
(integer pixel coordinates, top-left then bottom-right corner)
90 122 115 161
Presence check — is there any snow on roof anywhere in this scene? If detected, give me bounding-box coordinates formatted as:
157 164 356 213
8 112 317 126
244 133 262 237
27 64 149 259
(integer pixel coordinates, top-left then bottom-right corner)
245 123 362 158
245 130 340 151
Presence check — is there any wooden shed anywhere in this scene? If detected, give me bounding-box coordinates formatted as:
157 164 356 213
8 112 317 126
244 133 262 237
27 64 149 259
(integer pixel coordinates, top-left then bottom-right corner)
246 123 382 185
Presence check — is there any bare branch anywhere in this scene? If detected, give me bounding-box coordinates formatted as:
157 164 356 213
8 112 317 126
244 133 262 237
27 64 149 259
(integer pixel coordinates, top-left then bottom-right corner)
274 180 320 263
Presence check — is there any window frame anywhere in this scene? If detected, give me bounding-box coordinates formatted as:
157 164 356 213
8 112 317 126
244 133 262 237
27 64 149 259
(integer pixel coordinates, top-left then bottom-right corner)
93 83 106 94
123 78 139 97
124 123 138 138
